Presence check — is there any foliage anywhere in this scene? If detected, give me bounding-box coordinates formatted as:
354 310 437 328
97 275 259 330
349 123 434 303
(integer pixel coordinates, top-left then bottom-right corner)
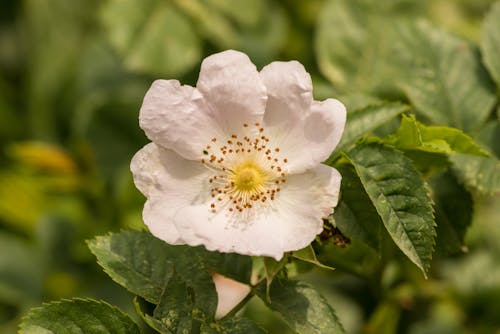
0 0 499 333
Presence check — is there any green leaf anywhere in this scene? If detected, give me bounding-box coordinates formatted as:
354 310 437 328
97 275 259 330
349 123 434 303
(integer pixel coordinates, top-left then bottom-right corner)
315 0 425 94
450 154 500 194
291 246 334 270
19 299 140 334
345 143 436 276
87 231 178 304
395 21 496 132
153 270 204 333
100 0 201 76
481 1 500 87
256 280 345 334
201 318 267 334
332 102 409 155
333 165 382 251
430 172 473 255
387 114 489 156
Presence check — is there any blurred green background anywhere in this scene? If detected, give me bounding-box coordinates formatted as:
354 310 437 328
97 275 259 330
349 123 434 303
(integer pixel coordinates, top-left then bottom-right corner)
0 0 499 333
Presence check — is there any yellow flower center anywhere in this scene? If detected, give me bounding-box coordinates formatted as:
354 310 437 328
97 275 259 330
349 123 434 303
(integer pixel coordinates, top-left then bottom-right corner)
200 122 288 214
232 162 265 192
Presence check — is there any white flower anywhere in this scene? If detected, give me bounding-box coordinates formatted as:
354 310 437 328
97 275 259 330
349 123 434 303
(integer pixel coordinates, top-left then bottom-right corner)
131 50 346 260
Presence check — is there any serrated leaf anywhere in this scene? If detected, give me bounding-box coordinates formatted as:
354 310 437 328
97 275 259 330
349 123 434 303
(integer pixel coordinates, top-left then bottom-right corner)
330 103 409 156
88 231 251 306
450 154 500 194
346 143 436 276
291 246 334 270
333 165 382 250
430 172 473 255
256 280 344 334
87 231 177 304
481 1 500 86
19 299 140 334
100 0 201 76
388 114 489 156
201 318 267 334
395 21 496 132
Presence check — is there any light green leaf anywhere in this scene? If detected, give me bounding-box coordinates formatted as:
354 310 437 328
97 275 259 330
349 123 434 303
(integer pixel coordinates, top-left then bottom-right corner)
395 21 496 132
291 246 334 270
388 114 489 156
201 318 268 334
256 280 345 334
100 0 201 76
315 0 424 94
346 143 436 276
430 172 473 255
333 165 382 251
450 154 500 194
481 1 500 87
19 299 140 334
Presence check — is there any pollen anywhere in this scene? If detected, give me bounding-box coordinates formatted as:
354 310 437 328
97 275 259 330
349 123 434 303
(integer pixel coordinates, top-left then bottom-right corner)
201 122 288 215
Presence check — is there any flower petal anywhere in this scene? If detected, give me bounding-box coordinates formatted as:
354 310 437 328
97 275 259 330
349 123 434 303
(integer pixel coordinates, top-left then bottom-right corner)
265 98 346 174
260 61 313 127
139 80 220 160
130 143 211 244
196 50 267 134
173 165 341 259
212 273 251 320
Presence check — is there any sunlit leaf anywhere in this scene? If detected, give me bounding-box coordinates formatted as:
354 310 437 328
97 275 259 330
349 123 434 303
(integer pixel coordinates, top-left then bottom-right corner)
346 143 436 276
387 114 489 156
201 317 268 334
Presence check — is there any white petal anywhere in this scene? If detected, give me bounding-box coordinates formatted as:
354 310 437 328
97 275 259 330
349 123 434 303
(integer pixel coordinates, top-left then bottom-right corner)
130 143 211 244
265 98 346 174
196 50 267 134
260 61 313 128
212 273 251 320
173 165 341 259
139 80 220 160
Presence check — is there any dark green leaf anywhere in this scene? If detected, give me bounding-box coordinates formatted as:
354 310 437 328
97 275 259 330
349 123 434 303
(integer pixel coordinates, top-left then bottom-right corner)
395 21 496 132
387 114 489 156
87 231 177 304
19 299 140 334
346 143 436 275
333 165 382 250
430 172 473 255
481 1 500 87
256 280 344 334
153 271 201 334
